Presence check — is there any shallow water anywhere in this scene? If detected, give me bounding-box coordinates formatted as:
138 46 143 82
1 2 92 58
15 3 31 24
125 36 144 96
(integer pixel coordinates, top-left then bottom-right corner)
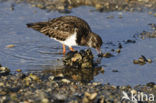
0 2 156 86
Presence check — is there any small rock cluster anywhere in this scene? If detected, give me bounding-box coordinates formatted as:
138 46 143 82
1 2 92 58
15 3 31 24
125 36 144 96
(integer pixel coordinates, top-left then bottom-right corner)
63 49 94 69
102 52 114 58
0 65 10 76
0 68 155 103
139 24 156 39
133 55 152 65
1 0 156 12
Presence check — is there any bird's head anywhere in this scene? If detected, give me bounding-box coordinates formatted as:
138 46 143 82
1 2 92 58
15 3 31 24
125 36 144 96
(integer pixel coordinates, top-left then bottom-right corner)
87 32 103 54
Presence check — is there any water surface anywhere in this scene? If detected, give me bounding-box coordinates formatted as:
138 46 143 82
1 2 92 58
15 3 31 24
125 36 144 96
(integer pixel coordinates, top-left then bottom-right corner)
0 2 156 86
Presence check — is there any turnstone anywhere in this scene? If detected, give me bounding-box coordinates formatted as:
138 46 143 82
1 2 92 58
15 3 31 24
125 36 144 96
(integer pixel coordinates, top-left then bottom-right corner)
26 16 103 54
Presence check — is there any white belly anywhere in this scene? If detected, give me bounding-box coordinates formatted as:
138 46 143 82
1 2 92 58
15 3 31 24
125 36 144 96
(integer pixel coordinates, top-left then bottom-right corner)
51 32 78 47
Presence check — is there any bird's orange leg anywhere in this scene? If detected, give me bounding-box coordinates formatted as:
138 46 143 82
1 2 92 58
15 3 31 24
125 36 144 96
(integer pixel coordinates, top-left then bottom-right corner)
69 47 74 51
63 44 66 54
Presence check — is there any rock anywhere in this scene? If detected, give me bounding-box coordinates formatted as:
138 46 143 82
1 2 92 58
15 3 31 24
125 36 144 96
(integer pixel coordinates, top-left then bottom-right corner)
16 69 22 72
133 60 139 64
63 49 94 69
61 79 70 84
118 43 122 48
146 82 155 87
48 76 54 81
116 49 121 53
84 92 91 97
16 73 26 79
112 69 118 72
71 53 82 62
29 73 40 81
138 57 146 65
95 3 103 10
147 59 152 63
81 62 92 68
0 90 7 95
5 44 15 48
56 73 64 77
82 96 89 103
131 89 137 94
0 66 10 76
92 82 101 86
133 55 152 65
125 39 136 44
89 92 97 100
106 15 114 19
103 52 114 58
42 98 49 103
0 82 4 86
83 92 97 102
54 93 67 100
24 76 32 86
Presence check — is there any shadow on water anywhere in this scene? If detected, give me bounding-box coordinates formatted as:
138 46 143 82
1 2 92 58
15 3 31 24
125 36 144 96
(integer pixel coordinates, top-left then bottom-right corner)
0 1 156 86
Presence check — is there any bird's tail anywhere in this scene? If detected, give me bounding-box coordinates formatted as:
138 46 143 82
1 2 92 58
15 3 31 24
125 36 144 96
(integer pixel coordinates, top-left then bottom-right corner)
26 23 34 28
26 22 47 31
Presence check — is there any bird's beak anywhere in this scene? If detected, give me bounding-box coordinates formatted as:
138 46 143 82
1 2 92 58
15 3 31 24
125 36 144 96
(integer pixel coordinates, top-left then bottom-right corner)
96 47 102 54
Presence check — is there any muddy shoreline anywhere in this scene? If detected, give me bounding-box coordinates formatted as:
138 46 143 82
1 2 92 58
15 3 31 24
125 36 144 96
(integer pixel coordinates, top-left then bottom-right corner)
1 0 156 13
0 65 155 103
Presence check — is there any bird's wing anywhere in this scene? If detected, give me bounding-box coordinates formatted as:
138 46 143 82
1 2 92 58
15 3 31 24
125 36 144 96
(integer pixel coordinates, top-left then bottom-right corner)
27 16 91 41
38 21 77 41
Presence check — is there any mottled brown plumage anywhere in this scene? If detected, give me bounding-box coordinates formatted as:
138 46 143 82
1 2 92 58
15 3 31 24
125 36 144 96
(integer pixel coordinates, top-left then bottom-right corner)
26 16 103 54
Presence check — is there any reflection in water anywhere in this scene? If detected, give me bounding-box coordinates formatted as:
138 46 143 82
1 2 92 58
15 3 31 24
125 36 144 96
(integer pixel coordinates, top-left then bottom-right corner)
43 66 104 83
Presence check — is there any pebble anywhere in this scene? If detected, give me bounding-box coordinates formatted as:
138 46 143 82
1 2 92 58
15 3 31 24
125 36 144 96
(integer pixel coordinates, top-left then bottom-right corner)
0 69 155 102
42 98 49 103
62 79 71 84
0 82 4 86
5 44 15 48
48 76 54 81
146 82 155 87
82 96 89 103
29 73 40 81
103 52 114 58
131 89 137 94
10 0 156 13
133 59 139 64
116 49 121 53
16 69 22 72
112 69 118 72
56 73 64 77
95 3 103 9
89 92 97 100
71 53 82 62
0 66 10 76
147 59 152 63
92 82 101 86
133 55 152 65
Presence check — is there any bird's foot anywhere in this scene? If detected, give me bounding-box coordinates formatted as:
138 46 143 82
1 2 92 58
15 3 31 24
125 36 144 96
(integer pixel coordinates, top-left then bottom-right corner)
69 47 74 51
63 44 66 55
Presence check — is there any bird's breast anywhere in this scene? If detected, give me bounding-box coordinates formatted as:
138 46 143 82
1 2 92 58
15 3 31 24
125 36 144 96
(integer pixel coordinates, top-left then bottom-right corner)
51 32 78 47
